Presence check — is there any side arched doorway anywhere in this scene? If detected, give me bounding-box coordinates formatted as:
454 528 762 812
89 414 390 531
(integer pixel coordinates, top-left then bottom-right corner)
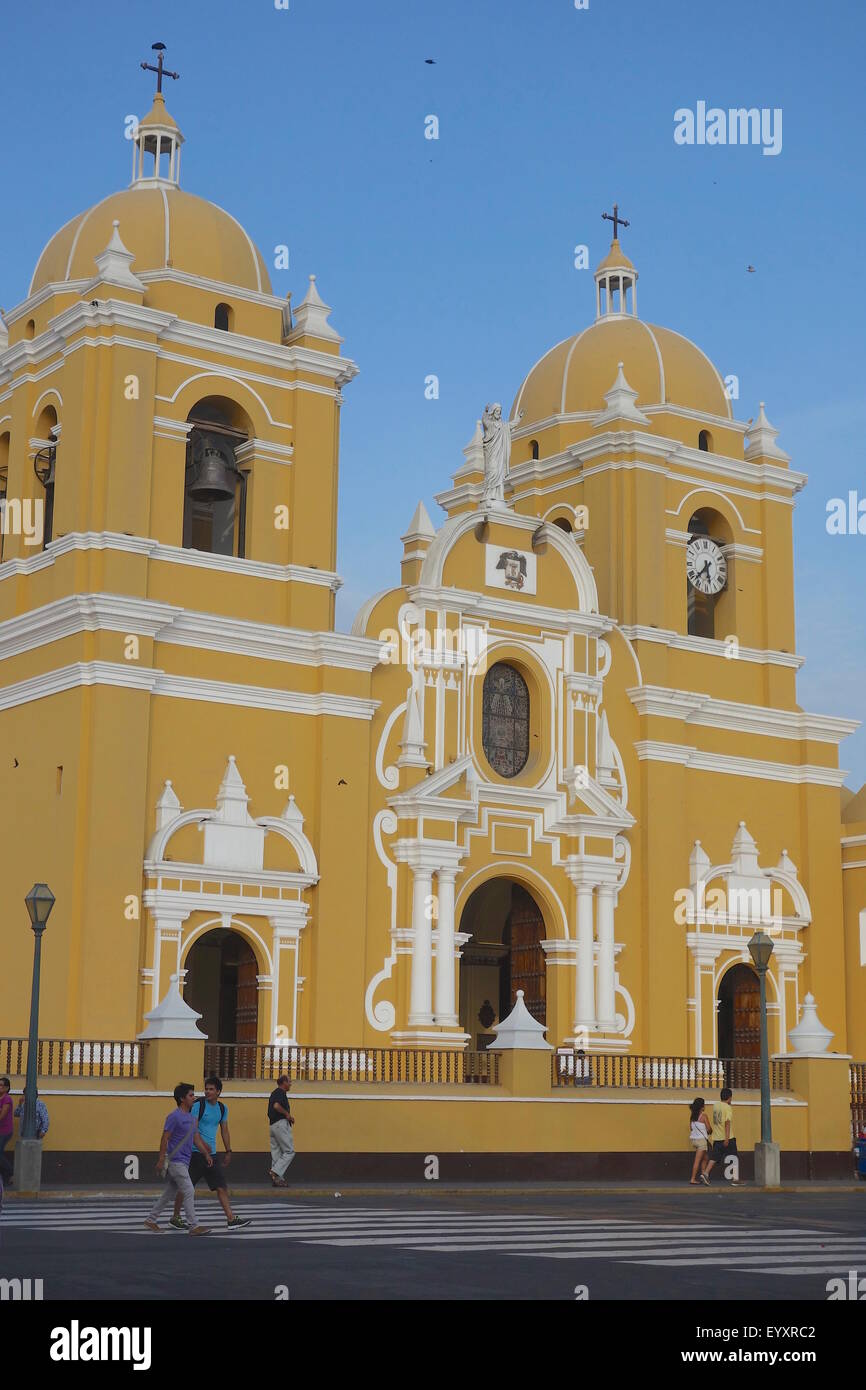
184 927 259 1075
717 962 760 1087
459 880 546 1048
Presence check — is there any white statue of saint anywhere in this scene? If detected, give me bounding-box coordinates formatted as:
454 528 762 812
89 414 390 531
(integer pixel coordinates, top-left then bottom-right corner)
481 403 523 508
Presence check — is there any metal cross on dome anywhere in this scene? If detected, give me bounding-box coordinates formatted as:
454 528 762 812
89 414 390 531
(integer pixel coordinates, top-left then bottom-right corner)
140 42 180 94
602 203 630 240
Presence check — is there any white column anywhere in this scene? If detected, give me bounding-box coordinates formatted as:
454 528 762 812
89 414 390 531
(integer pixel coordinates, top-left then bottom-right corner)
596 884 617 1030
434 868 458 1025
408 867 434 1026
574 883 596 1030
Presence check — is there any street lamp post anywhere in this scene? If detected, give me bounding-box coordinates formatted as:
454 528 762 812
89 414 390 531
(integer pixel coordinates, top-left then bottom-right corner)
18 884 55 1191
748 928 780 1187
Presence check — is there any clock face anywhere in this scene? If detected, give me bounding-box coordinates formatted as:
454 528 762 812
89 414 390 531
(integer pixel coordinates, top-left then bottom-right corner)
686 535 727 595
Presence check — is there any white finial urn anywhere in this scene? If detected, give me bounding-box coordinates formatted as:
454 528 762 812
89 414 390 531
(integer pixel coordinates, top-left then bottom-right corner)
787 993 833 1054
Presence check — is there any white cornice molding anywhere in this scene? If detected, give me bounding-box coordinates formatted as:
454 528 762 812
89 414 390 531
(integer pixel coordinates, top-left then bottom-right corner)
406 582 611 637
136 267 285 309
502 431 806 498
627 684 859 744
150 540 342 590
634 739 847 787
161 324 359 387
841 833 866 847
0 660 379 720
0 592 383 672
161 609 381 670
0 300 359 393
0 531 342 590
0 593 175 659
619 624 804 670
4 270 285 322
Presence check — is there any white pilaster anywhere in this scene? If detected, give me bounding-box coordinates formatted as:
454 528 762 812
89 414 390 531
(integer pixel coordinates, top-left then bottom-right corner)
574 883 596 1030
408 866 434 1025
595 884 617 1029
434 868 458 1025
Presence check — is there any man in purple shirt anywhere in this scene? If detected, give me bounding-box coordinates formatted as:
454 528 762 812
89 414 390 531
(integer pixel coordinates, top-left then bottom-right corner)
0 1077 13 1186
145 1082 213 1235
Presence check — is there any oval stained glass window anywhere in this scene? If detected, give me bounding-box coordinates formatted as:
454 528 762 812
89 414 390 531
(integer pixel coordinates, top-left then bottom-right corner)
482 662 530 778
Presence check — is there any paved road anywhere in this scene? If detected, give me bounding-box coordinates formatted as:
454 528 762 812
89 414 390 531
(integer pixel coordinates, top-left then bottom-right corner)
1 1191 863 1300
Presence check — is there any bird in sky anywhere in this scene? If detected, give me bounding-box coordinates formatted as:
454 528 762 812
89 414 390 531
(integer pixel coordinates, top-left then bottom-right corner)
747 265 756 273
425 58 436 64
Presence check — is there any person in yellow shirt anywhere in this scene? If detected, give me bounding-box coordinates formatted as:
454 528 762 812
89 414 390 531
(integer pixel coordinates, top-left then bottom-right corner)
704 1087 738 1183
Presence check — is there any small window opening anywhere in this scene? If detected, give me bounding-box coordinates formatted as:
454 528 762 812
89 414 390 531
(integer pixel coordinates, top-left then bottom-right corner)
214 303 232 332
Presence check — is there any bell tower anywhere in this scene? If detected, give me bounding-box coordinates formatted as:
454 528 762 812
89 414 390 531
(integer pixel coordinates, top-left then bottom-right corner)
0 51 372 1044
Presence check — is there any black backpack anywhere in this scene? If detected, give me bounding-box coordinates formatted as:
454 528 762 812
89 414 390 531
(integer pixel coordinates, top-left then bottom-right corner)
196 1097 226 1125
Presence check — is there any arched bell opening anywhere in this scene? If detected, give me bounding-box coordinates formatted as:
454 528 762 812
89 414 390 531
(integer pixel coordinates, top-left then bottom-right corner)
0 431 9 563
458 879 546 1047
184 926 260 1077
183 396 252 557
686 505 734 639
32 404 58 549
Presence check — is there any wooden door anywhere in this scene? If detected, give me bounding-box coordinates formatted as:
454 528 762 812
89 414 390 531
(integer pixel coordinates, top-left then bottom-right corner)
508 887 546 1025
732 968 760 1058
236 956 258 1042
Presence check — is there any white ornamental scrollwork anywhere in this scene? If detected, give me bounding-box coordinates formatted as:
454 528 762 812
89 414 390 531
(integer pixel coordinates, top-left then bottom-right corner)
364 810 399 1030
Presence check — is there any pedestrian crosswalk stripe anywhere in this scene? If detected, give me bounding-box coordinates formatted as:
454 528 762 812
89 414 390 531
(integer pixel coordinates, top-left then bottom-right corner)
5 1199 861 1275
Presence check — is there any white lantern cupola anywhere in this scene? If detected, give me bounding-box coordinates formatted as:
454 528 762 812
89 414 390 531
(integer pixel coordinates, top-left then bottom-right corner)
131 44 184 188
595 209 638 319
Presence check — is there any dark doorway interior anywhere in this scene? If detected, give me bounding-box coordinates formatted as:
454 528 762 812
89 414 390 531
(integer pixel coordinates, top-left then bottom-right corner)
459 881 546 1047
184 928 259 1049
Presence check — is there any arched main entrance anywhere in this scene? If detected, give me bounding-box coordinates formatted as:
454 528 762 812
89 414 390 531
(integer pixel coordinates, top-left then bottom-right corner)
459 880 546 1048
717 962 762 1087
184 928 259 1073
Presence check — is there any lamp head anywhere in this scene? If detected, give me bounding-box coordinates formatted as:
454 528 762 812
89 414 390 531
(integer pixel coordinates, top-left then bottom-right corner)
25 882 55 932
748 928 774 971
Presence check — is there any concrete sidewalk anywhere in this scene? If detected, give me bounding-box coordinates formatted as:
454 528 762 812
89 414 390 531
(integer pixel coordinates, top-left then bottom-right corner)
4 1178 864 1200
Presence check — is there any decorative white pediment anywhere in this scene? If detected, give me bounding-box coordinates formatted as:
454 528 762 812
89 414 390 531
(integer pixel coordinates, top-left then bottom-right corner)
204 755 264 870
146 757 318 881
389 752 480 821
686 820 811 929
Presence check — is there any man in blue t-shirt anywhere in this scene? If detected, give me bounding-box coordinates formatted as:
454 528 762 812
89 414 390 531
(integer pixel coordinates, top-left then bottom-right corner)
170 1076 251 1230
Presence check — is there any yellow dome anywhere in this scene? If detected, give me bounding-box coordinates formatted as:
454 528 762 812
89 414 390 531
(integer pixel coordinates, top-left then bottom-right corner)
30 186 272 296
512 316 731 422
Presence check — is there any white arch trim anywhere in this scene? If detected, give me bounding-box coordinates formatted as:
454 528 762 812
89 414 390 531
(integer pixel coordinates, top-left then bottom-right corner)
714 953 780 1003
147 807 318 879
257 816 318 878
181 914 274 975
157 371 289 430
455 860 570 942
696 860 811 924
32 388 63 417
419 509 599 614
669 486 748 535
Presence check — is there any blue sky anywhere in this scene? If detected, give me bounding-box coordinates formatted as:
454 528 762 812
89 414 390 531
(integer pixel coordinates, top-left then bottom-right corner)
3 0 865 788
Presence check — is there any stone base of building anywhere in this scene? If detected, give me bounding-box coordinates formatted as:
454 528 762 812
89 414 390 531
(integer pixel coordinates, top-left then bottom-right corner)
28 1148 857 1185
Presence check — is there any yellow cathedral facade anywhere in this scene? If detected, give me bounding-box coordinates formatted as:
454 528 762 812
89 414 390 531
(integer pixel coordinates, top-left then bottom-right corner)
2 79 866 1076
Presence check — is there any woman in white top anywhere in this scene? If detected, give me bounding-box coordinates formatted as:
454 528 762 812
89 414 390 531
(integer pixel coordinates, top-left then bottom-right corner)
688 1097 713 1185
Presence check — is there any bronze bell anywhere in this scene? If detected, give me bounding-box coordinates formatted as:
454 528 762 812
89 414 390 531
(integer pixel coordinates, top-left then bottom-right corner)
187 432 238 503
